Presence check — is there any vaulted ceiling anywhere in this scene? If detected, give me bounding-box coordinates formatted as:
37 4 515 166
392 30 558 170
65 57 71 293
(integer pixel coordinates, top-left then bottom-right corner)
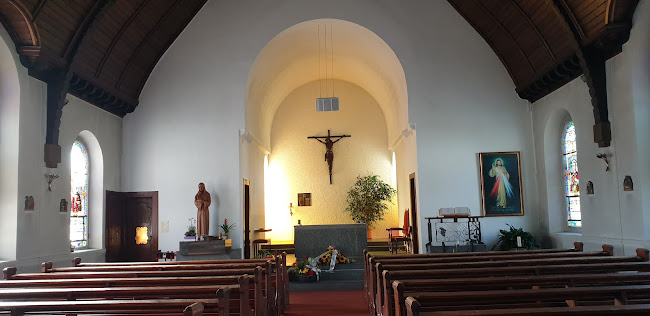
0 0 640 118
0 0 207 117
448 0 639 102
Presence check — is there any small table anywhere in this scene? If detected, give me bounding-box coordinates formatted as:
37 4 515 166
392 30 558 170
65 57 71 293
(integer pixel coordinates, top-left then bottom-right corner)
252 228 272 258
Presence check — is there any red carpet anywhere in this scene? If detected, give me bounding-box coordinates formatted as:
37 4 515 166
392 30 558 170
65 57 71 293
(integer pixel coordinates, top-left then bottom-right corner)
284 290 368 315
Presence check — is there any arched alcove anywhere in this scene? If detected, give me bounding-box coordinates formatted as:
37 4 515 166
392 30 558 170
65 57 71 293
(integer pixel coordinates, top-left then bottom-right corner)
75 130 105 250
243 19 413 246
0 24 21 260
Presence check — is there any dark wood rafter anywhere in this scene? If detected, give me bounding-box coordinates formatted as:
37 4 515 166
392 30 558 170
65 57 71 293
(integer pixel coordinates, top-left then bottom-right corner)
95 0 152 79
510 0 556 62
473 0 536 75
0 0 41 63
550 0 610 147
44 0 114 168
31 0 47 21
116 1 180 91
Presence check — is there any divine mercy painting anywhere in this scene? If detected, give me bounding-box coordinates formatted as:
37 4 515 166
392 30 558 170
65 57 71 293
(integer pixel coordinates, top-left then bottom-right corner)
479 151 524 216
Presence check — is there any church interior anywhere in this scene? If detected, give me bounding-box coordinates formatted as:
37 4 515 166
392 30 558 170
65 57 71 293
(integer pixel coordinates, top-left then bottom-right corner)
0 0 648 315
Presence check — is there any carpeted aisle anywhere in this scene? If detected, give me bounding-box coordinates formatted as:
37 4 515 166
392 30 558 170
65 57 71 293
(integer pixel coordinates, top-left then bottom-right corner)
284 290 368 315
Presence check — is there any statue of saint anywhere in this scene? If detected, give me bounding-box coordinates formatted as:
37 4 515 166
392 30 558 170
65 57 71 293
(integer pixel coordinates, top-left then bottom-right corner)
194 182 212 238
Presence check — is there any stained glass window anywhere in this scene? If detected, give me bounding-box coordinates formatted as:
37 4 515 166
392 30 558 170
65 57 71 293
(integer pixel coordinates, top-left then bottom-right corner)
70 141 89 248
563 121 581 227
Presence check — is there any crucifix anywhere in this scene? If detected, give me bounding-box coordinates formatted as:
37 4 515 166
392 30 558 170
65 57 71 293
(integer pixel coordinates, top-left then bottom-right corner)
308 129 351 184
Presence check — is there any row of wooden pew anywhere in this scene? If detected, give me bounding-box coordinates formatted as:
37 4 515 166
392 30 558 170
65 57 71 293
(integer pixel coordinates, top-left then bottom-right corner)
0 253 289 316
364 242 650 316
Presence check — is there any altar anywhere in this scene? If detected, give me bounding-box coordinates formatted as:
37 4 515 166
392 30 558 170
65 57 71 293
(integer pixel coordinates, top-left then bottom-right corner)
294 224 367 261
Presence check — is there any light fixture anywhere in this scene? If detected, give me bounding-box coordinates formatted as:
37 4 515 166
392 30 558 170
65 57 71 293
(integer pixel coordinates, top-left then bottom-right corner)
316 24 339 112
239 129 253 143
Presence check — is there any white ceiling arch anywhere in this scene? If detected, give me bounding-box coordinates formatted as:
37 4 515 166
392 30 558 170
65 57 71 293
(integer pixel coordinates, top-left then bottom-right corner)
245 18 408 149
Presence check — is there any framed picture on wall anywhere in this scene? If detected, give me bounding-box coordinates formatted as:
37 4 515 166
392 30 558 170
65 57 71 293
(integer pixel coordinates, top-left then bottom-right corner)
479 151 524 216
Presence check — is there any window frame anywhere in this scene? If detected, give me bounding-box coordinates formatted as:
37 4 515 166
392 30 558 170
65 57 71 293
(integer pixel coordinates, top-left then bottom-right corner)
562 120 581 232
70 140 89 250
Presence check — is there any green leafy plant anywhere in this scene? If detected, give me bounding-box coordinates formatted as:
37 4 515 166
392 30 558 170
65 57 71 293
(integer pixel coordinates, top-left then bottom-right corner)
345 175 396 229
219 218 236 235
185 217 196 237
492 224 538 251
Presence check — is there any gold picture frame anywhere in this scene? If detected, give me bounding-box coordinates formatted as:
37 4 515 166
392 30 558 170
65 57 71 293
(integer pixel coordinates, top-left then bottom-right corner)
479 151 524 216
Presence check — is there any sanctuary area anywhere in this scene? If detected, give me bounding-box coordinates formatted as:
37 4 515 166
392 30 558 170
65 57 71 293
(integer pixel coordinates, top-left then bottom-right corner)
0 1 648 315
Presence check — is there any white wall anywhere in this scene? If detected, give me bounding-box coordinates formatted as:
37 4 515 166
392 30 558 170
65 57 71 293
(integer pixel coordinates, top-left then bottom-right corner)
239 135 267 258
532 1 649 255
124 0 545 253
265 80 397 242
0 24 20 260
0 20 122 269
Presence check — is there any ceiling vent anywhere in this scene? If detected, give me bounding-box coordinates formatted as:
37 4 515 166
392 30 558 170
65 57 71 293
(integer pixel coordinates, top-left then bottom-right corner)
316 97 339 112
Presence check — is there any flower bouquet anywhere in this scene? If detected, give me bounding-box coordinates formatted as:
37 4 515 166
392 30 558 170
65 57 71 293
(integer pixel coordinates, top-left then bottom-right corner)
219 219 236 238
288 256 320 282
318 245 355 265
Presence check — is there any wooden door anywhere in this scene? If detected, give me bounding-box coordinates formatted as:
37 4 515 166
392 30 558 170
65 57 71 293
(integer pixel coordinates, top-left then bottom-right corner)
243 179 251 259
105 191 158 262
409 173 420 254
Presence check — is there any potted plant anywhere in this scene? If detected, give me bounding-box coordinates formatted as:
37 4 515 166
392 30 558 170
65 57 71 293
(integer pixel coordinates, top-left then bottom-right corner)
345 174 396 239
184 217 197 240
219 219 236 239
492 224 539 251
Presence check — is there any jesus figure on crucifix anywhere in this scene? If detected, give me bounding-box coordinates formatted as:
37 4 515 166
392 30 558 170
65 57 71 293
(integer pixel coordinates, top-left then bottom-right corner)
308 130 351 184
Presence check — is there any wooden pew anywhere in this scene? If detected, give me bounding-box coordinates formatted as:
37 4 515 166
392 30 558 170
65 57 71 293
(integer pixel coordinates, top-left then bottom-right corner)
373 248 649 316
363 242 585 315
0 275 255 316
402 285 650 315
0 289 229 316
391 273 650 316
405 299 650 316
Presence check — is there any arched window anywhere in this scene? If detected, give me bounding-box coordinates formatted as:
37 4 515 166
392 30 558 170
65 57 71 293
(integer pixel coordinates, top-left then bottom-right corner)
563 121 581 227
70 140 89 249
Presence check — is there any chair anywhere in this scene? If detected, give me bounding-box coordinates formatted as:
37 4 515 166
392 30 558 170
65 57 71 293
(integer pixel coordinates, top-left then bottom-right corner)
387 210 412 254
252 228 272 258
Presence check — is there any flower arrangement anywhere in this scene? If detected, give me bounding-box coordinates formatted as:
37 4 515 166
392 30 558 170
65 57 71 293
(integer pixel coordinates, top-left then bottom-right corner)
318 245 355 265
288 256 320 282
219 219 236 235
185 217 197 237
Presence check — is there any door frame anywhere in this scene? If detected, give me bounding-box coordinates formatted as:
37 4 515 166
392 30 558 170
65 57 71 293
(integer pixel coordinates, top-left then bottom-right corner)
105 191 159 262
243 179 251 259
409 173 419 254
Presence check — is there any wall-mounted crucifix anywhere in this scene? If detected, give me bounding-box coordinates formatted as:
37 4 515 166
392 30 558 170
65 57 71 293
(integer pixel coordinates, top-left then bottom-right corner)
308 130 351 184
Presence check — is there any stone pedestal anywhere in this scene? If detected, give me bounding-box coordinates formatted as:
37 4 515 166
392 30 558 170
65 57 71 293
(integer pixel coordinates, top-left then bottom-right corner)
294 224 367 260
177 239 239 261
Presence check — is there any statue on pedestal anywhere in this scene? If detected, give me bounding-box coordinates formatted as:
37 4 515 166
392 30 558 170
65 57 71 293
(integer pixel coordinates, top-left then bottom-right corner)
194 182 211 238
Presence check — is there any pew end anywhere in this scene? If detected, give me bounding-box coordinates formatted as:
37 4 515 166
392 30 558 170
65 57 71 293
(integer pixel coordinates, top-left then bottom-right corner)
41 261 53 273
574 241 584 252
282 251 289 307
392 280 406 316
405 296 420 316
73 257 82 267
602 244 614 256
3 267 17 280
216 286 231 316
183 302 204 316
637 248 650 261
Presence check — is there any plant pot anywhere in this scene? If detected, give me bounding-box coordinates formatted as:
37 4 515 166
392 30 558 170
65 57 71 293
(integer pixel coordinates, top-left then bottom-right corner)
367 227 372 239
297 274 317 283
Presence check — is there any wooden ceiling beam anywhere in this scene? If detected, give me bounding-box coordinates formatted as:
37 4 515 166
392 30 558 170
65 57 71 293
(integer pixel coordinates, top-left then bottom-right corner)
31 0 47 21
510 0 556 62
550 0 611 147
44 0 114 168
95 0 152 79
473 0 536 76
116 0 180 91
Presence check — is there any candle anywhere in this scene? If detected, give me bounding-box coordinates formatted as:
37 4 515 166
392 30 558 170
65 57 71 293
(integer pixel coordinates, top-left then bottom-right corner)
516 236 522 248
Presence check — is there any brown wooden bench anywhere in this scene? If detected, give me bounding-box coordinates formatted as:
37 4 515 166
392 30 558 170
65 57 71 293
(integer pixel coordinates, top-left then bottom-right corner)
405 300 650 316
0 275 255 316
402 285 650 316
363 242 585 314
390 272 650 316
372 248 649 316
0 296 226 316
